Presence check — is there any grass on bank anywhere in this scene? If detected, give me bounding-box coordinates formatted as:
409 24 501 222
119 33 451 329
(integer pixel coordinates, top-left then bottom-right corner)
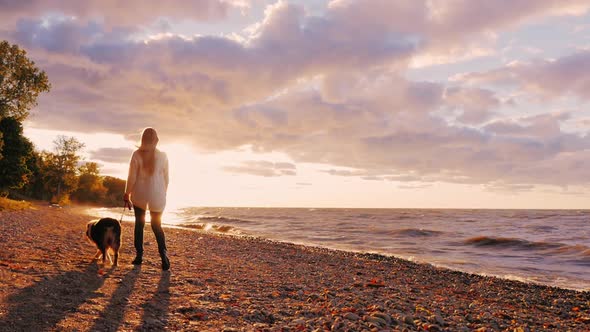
0 197 32 211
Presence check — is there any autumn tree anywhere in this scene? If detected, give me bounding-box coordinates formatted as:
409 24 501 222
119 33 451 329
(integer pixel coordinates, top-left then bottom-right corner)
102 176 126 206
70 162 107 204
0 40 51 122
41 136 85 203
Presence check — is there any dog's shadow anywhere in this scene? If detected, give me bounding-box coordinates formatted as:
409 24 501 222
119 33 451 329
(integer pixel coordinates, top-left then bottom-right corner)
88 264 142 331
0 262 107 332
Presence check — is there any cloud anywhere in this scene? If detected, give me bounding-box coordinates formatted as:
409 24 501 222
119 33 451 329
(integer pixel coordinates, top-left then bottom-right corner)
455 50 590 101
398 184 432 190
483 112 572 138
89 147 134 163
223 160 296 177
0 0 243 27
425 0 590 35
443 87 501 124
483 182 536 193
248 83 590 187
3 0 590 190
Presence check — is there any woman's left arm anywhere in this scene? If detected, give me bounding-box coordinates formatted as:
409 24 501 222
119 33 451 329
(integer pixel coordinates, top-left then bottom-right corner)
164 153 169 191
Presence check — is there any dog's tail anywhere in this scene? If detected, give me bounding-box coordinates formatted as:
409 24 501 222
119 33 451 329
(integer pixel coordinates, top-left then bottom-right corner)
104 226 115 248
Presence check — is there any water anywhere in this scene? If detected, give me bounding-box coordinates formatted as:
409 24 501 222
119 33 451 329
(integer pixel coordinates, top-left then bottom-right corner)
93 207 590 291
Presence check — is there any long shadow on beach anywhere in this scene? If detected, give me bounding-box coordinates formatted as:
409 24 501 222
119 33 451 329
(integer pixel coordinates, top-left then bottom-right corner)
136 271 171 331
0 263 106 332
88 265 142 332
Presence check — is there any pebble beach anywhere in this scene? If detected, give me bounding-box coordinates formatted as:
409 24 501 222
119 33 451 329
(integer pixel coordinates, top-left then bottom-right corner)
0 204 589 331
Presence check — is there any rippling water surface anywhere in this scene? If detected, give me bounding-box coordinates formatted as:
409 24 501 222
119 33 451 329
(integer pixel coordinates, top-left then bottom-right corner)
95 207 590 290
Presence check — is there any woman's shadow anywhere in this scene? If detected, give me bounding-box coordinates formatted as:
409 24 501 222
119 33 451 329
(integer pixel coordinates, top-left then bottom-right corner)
88 264 142 331
137 271 171 331
0 262 107 331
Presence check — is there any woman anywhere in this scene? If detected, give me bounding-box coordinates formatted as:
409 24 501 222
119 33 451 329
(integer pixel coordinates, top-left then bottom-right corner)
124 127 170 270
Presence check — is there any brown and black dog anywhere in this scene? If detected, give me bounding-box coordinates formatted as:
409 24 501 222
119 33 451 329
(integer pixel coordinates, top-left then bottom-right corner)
85 218 122 266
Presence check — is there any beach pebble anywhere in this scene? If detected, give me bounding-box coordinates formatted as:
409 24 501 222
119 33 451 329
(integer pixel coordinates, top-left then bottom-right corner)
368 304 385 312
481 311 493 320
344 312 360 321
331 317 344 330
144 318 162 326
552 298 565 306
366 315 387 326
513 327 530 332
428 324 442 331
434 314 445 326
291 318 306 325
490 320 501 330
373 312 391 324
403 315 415 326
465 314 476 322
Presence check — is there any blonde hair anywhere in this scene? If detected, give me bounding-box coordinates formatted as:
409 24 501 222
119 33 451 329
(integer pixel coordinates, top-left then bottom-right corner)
138 127 159 175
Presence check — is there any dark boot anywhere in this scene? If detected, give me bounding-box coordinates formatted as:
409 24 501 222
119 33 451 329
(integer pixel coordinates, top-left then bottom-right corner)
132 254 143 265
161 252 170 271
133 206 146 265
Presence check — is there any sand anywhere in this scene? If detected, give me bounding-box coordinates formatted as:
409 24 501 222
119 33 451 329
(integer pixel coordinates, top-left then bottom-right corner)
0 204 589 331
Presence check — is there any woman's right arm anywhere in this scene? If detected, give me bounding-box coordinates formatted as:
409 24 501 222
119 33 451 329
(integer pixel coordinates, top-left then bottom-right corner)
125 152 139 199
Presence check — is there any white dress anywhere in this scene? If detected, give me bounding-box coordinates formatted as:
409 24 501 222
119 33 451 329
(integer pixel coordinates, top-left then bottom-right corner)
125 149 169 212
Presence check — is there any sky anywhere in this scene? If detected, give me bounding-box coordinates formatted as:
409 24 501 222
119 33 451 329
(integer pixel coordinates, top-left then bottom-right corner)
2 0 590 209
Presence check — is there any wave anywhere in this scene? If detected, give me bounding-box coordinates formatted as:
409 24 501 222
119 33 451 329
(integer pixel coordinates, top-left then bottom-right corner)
457 219 478 223
197 216 255 224
552 244 590 257
177 223 237 234
464 236 562 250
391 228 443 237
349 213 378 219
528 225 558 232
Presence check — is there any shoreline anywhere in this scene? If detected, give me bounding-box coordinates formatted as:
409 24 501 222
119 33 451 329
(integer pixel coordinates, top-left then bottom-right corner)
89 205 590 292
171 228 588 293
1 204 589 331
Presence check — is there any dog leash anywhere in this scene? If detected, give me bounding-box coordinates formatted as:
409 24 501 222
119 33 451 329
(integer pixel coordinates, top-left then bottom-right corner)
121 200 132 222
119 206 127 222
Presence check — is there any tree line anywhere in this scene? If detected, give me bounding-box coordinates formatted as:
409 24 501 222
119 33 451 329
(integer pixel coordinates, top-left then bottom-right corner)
0 40 125 206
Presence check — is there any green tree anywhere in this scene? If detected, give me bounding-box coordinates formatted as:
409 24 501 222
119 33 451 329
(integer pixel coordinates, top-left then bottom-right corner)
70 162 107 204
0 40 51 122
0 117 35 193
17 149 44 199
